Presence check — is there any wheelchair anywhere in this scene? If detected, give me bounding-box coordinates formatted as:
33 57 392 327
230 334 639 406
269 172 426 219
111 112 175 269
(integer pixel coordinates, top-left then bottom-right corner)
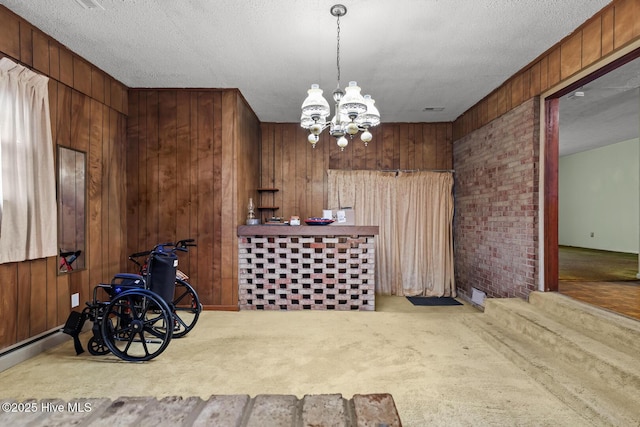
127 239 201 339
62 241 201 362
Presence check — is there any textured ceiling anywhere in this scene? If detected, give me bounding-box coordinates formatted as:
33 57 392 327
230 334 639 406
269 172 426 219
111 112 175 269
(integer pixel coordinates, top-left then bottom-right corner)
2 0 637 157
0 0 613 125
560 58 640 156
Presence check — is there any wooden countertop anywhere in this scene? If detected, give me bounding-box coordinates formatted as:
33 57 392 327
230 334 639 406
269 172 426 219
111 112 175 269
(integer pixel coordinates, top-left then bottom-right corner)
237 225 379 236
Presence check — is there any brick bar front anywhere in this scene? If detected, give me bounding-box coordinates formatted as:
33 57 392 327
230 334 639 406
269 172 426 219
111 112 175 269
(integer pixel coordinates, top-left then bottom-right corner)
238 225 379 311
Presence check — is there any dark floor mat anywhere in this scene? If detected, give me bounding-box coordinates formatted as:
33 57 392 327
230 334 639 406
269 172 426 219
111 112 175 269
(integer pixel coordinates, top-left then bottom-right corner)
406 296 463 306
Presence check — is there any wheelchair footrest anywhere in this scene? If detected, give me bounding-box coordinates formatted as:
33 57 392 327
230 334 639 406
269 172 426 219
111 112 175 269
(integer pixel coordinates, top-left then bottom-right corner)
62 310 85 336
61 310 87 355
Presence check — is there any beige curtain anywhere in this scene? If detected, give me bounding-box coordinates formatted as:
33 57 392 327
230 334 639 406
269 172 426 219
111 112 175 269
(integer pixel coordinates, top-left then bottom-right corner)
328 170 399 294
396 171 455 296
327 169 454 296
0 58 57 263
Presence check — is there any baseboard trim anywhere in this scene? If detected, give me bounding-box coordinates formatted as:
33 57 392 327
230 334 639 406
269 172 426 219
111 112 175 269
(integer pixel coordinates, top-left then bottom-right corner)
202 305 239 311
0 326 68 373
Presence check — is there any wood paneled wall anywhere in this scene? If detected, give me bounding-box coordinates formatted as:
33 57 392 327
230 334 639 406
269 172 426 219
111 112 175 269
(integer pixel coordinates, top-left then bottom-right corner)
0 6 128 351
453 0 640 140
126 89 260 309
2 0 635 345
259 123 452 221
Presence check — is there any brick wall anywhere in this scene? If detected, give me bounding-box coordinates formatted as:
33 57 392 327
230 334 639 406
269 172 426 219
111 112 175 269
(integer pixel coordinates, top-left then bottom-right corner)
453 97 540 299
238 235 376 310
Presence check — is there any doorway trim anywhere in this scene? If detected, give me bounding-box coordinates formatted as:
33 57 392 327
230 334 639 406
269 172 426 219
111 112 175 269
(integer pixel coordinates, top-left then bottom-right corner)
540 41 640 292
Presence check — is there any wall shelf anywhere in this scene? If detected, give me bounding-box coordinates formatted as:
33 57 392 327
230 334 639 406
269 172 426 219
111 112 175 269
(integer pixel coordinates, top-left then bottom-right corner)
257 188 279 211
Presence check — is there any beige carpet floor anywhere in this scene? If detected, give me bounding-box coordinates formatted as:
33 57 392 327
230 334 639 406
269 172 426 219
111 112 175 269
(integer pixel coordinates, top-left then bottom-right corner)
0 296 592 426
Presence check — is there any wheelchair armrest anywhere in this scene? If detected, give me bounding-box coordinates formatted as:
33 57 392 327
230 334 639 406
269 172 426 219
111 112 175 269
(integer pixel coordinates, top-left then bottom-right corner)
92 283 115 302
111 273 145 285
111 274 146 294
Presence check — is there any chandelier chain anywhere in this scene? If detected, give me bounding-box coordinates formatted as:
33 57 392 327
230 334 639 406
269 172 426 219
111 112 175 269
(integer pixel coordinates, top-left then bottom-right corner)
336 15 341 88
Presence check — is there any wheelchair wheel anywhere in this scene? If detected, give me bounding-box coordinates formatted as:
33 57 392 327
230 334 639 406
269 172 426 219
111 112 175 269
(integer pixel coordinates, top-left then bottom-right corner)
87 336 110 356
101 288 173 362
171 279 202 338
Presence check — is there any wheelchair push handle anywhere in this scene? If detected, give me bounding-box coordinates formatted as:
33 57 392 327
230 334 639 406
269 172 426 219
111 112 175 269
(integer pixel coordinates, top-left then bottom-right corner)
166 239 197 253
128 239 197 263
128 250 151 269
129 250 151 259
175 238 197 249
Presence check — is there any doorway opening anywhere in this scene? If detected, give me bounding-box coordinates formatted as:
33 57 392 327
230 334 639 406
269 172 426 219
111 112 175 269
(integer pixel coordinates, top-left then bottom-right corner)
543 48 640 320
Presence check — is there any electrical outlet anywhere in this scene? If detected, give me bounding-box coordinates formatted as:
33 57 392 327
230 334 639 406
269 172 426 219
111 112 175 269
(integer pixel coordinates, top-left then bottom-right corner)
71 293 80 308
590 232 594 238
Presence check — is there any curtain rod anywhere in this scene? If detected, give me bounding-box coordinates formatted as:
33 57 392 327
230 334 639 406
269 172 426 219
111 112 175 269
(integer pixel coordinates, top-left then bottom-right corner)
379 169 455 173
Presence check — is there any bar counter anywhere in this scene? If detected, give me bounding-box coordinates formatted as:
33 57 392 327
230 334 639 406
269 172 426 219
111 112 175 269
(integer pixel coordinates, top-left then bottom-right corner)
238 225 379 310
237 225 379 237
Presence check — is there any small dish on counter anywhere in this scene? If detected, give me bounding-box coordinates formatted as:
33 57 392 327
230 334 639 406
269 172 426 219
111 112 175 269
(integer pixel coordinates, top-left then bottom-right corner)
304 217 334 226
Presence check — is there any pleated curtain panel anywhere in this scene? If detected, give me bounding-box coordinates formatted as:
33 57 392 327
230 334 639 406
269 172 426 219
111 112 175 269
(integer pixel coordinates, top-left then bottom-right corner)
327 169 455 297
0 58 57 263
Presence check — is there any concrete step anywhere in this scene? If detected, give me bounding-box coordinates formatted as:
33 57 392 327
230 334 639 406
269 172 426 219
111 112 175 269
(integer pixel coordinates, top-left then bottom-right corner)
528 291 640 357
483 297 640 397
464 315 636 426
464 294 640 426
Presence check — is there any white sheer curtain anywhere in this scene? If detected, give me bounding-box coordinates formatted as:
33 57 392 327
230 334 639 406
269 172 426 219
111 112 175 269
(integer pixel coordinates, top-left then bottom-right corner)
328 169 454 297
0 58 57 263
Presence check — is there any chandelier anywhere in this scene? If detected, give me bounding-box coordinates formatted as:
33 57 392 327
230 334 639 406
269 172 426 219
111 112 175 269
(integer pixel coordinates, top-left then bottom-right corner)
300 4 381 151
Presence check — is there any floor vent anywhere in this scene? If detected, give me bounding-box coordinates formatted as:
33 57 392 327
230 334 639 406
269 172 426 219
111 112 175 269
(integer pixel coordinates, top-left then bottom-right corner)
471 287 486 306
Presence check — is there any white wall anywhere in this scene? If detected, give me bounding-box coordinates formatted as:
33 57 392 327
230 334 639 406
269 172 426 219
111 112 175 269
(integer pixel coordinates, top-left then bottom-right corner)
559 138 639 253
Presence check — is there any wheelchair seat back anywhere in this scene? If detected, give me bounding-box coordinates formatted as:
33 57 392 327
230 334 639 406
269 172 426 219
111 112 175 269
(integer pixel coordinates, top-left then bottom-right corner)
147 251 178 305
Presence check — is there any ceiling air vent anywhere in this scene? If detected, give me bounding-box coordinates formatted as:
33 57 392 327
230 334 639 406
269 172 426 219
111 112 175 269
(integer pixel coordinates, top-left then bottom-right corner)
422 107 445 112
75 0 105 10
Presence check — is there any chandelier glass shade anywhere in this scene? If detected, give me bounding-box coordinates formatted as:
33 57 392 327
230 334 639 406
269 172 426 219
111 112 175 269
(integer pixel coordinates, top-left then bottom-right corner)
300 4 381 150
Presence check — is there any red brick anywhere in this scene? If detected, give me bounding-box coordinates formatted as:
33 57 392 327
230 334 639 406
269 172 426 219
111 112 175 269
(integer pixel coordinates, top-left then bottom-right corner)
453 97 540 300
